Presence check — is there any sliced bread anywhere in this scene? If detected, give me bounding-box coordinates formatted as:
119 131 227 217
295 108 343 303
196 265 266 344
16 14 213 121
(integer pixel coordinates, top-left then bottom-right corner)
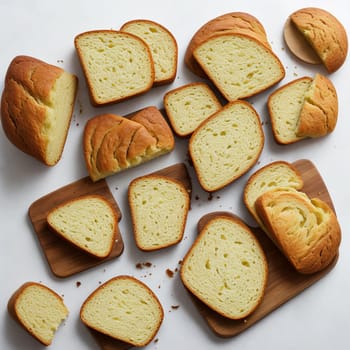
120 19 178 85
8 282 68 346
80 276 163 347
47 195 117 258
128 174 190 251
74 30 154 106
163 82 222 137
255 189 341 274
189 100 264 192
1 55 78 166
83 106 175 181
181 215 268 319
267 74 338 144
193 33 285 101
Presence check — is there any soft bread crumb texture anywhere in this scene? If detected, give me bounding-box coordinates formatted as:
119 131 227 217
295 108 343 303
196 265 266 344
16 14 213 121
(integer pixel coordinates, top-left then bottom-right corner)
181 216 267 319
193 34 285 101
75 31 154 105
129 175 190 250
164 82 221 136
47 195 117 258
189 101 264 192
80 276 163 347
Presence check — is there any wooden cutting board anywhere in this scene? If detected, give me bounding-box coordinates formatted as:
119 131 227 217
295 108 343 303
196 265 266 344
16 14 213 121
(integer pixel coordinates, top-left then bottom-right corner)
189 159 339 337
28 177 124 278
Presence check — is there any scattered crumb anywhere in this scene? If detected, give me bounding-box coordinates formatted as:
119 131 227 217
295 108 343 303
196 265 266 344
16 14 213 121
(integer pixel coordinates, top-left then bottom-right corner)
136 262 153 269
136 263 143 269
178 260 183 265
57 59 64 63
154 338 159 343
195 195 200 200
76 281 81 288
208 193 213 201
171 305 180 310
76 123 79 127
98 281 102 284
115 186 119 190
166 269 174 278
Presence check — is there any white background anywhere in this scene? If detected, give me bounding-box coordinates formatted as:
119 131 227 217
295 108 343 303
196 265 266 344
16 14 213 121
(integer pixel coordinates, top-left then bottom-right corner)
1 0 349 349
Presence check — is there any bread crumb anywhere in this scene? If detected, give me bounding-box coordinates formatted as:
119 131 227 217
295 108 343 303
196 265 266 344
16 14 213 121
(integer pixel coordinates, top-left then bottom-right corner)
136 262 153 269
166 269 174 278
171 305 180 310
154 338 159 343
76 281 81 287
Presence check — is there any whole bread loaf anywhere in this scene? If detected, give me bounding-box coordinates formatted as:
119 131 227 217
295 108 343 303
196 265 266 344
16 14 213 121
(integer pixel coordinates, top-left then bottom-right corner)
80 275 163 347
1 55 78 165
8 282 68 346
83 106 175 181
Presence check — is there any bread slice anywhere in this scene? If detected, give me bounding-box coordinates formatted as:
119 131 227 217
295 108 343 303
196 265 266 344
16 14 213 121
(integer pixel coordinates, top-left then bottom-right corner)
193 33 285 101
120 19 178 85
1 55 77 166
83 106 175 181
267 74 338 144
128 174 190 251
7 282 68 346
46 195 117 258
80 276 163 347
189 100 264 192
163 82 222 137
290 7 348 73
181 215 268 319
74 30 154 106
243 161 304 229
255 189 341 274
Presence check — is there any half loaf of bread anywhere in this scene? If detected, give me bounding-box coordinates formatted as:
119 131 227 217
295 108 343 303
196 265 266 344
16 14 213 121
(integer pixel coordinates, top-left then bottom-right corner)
83 106 175 181
255 189 341 274
128 174 190 251
181 215 268 319
1 55 78 165
75 30 154 106
267 74 338 144
193 33 285 101
8 282 68 346
120 19 178 85
189 100 264 192
47 195 118 258
80 275 163 347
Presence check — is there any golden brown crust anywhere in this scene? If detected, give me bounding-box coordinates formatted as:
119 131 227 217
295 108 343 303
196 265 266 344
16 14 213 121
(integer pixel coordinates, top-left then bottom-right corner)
255 189 341 274
83 107 174 181
1 55 76 165
185 12 270 77
290 7 348 73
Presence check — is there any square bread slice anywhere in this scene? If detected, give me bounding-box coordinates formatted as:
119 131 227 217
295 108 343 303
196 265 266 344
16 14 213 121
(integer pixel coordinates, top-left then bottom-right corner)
128 174 190 251
80 276 163 347
74 30 154 106
181 215 268 319
163 82 222 137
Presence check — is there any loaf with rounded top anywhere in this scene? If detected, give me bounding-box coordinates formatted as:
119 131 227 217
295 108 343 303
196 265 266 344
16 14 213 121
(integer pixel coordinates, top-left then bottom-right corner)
181 215 268 319
7 282 68 346
120 19 178 85
185 12 271 77
189 100 264 192
83 106 175 181
290 7 348 73
193 33 285 101
163 82 222 137
47 194 117 258
128 174 190 251
255 189 341 274
74 30 154 106
1 55 77 166
80 275 163 347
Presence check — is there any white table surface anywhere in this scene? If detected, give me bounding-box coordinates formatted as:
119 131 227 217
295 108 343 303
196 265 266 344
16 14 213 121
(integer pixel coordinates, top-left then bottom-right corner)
1 0 350 349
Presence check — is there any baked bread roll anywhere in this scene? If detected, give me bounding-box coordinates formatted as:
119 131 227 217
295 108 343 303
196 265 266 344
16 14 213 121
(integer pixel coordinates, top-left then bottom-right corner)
83 106 175 181
120 19 178 85
8 282 68 346
80 275 163 347
163 82 222 137
289 7 348 73
255 189 341 274
181 215 268 319
185 12 271 77
47 195 118 258
74 30 154 106
1 55 78 165
268 74 338 144
193 33 285 101
189 100 264 192
128 174 190 251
